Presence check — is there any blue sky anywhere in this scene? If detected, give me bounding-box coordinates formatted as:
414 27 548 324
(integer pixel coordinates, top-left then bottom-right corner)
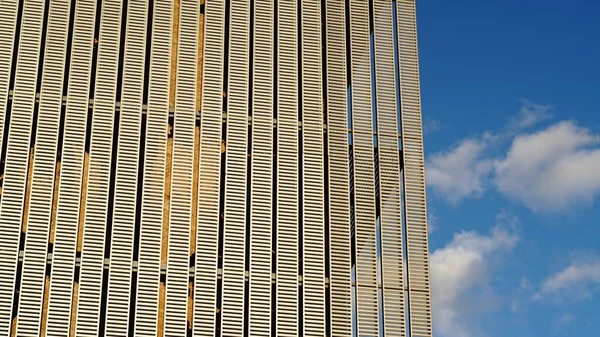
417 1 600 336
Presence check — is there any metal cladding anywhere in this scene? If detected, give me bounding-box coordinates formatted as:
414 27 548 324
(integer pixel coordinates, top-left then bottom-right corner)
0 0 431 336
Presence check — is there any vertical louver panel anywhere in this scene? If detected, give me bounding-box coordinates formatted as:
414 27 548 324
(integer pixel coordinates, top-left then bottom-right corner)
220 0 250 335
194 0 225 335
134 0 172 334
324 1 352 336
164 0 200 334
75 0 122 334
0 0 19 177
301 0 325 336
396 1 432 336
249 0 274 336
46 1 97 335
276 0 298 335
0 0 46 333
372 1 406 336
15 1 70 335
104 0 148 335
348 0 379 335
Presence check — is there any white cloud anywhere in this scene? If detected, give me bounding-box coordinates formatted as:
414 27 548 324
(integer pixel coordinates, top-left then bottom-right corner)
495 121 600 211
424 117 446 135
508 100 552 130
431 218 518 337
556 313 577 330
428 212 439 234
535 258 600 301
425 100 600 211
426 138 493 203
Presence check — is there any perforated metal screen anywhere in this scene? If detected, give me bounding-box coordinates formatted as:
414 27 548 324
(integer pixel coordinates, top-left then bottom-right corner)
0 0 431 336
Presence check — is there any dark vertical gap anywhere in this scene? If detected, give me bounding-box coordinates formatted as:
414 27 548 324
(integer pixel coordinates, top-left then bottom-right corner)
297 1 304 335
320 1 331 336
10 0 50 331
214 1 231 336
270 1 278 336
98 0 128 335
243 1 255 336
128 0 153 334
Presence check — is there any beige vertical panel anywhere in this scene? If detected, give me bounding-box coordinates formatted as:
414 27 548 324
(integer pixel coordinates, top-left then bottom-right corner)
134 0 172 334
164 0 199 334
276 0 298 335
0 0 19 172
104 0 148 335
396 1 432 336
301 0 325 336
348 0 379 335
372 1 406 336
15 1 70 335
46 1 97 335
193 0 225 335
249 0 274 336
75 0 122 334
324 1 352 336
0 0 46 334
220 0 250 335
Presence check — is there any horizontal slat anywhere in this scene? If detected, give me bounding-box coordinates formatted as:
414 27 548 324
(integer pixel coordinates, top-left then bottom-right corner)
301 0 326 336
75 0 122 334
194 0 224 335
372 1 406 336
16 1 71 335
348 0 379 335
134 0 172 334
396 1 433 336
164 0 199 334
104 0 148 335
220 0 250 335
0 0 20 189
45 1 98 335
324 1 352 336
0 0 46 333
249 0 275 336
276 0 298 335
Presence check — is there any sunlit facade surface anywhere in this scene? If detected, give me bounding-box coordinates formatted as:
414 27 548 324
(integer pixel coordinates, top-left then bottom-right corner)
0 0 431 336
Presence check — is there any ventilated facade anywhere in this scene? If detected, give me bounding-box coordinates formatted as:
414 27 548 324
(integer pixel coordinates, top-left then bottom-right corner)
0 0 431 336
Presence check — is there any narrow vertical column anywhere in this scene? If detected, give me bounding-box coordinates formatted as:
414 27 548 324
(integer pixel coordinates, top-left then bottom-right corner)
348 0 379 335
0 0 20 163
324 1 352 336
45 1 97 335
249 0 274 335
396 1 432 336
0 0 46 333
372 1 406 336
164 0 200 334
15 1 71 335
104 0 148 335
220 0 251 335
134 0 172 334
301 0 325 335
193 0 225 335
75 0 123 335
276 0 298 335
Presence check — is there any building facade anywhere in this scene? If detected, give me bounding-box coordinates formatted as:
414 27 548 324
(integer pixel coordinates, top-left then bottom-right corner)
0 0 431 336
